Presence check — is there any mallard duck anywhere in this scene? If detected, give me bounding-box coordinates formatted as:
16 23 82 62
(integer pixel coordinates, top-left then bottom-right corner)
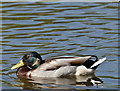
11 51 106 78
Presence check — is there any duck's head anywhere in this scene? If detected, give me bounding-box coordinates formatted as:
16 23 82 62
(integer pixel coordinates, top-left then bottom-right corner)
11 52 45 70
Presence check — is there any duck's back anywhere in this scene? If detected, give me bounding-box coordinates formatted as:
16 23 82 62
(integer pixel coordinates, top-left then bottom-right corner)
41 56 91 70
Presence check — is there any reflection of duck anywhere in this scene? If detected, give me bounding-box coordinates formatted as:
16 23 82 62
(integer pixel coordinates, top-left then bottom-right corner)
11 51 106 78
19 74 103 89
76 74 103 86
28 74 103 85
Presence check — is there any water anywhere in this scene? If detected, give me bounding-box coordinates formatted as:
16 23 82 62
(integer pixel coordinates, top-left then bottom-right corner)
2 2 119 90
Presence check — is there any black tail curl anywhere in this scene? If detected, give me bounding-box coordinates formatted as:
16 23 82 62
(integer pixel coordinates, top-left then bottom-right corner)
82 55 98 69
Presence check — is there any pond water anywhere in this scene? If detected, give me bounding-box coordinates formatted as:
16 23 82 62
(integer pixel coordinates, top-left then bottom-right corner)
1 2 119 90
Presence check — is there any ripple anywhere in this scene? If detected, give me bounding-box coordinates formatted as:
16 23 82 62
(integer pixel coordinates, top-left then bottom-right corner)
2 2 118 90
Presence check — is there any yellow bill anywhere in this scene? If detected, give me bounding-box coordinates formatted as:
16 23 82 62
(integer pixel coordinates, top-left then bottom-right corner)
11 60 24 70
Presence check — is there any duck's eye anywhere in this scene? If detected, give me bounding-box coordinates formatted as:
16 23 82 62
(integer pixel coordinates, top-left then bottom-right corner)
27 55 32 58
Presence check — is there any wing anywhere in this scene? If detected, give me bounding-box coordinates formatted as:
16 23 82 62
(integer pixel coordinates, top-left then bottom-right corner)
37 56 92 71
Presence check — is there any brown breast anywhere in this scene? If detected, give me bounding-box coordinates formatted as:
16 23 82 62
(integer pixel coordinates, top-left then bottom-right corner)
16 66 31 78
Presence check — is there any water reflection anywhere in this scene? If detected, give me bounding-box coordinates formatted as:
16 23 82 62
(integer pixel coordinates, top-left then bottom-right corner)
18 74 103 89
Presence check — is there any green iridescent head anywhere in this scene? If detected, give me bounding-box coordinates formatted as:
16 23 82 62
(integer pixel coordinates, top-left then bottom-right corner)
11 52 45 70
22 52 45 69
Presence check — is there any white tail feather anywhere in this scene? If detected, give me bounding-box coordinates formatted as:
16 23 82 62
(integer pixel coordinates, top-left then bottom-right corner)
90 57 106 68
